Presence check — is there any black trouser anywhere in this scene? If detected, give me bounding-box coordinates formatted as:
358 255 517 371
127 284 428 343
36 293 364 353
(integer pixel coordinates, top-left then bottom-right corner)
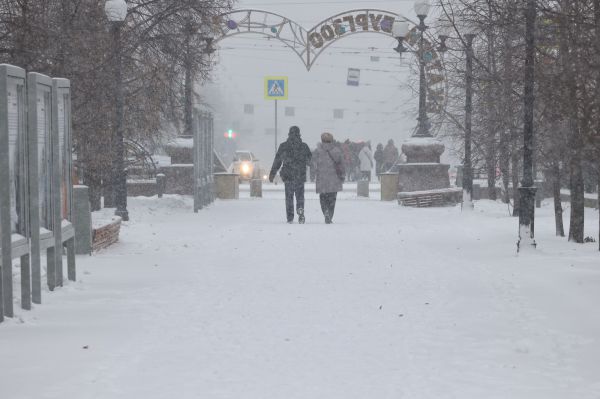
284 181 305 221
361 171 371 181
319 192 337 219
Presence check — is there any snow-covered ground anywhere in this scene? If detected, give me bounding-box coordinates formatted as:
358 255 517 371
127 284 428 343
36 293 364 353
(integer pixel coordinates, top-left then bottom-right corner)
1 186 599 399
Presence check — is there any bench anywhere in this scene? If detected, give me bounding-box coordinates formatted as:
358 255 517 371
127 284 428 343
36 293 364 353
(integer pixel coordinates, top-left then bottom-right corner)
399 193 444 207
398 188 462 208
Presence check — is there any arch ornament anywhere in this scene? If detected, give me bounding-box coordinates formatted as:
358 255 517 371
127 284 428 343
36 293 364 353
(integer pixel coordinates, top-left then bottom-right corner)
213 9 447 124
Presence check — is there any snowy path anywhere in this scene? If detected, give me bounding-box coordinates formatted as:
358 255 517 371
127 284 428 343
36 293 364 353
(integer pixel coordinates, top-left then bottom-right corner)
1 189 600 399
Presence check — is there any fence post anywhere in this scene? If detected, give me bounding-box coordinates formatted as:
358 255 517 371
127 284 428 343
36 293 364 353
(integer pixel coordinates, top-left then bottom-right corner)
156 174 166 198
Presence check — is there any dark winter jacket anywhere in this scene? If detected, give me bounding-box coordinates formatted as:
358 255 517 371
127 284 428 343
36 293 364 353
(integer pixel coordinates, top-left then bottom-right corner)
269 135 312 183
383 142 399 165
374 147 384 164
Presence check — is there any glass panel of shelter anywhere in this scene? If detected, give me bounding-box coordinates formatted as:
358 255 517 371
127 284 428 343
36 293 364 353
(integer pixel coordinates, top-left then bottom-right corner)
37 88 53 230
57 88 72 221
7 75 27 236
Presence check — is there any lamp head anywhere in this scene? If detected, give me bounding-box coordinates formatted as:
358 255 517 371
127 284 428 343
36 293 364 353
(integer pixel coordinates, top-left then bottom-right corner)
105 0 128 22
414 0 431 18
392 20 410 39
461 22 478 45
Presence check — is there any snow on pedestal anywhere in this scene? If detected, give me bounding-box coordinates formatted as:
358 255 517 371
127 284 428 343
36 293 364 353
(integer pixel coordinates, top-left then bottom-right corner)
164 138 193 164
396 137 451 195
160 138 195 195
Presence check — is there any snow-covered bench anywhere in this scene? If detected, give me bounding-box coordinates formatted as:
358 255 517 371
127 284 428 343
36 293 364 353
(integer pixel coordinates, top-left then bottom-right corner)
398 188 462 208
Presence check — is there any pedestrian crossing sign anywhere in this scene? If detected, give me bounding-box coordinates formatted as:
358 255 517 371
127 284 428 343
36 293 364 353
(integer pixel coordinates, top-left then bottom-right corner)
264 76 288 100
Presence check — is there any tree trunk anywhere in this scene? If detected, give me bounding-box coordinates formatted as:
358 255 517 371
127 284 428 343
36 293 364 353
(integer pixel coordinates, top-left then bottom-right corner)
486 146 497 200
103 171 115 208
551 162 565 237
84 168 102 212
569 152 585 243
500 142 510 203
500 31 514 205
511 151 520 216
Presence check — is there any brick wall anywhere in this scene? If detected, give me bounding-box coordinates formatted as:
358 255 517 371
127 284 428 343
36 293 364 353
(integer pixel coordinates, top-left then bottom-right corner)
92 218 121 252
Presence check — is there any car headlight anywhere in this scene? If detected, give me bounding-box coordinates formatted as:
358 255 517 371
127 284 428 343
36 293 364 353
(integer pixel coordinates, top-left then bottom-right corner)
241 163 250 174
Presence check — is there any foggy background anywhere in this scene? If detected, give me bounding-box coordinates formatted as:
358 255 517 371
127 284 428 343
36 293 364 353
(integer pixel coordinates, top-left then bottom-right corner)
202 0 440 166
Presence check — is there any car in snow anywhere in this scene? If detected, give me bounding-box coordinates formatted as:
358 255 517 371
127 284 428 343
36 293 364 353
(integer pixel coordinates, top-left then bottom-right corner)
230 150 260 180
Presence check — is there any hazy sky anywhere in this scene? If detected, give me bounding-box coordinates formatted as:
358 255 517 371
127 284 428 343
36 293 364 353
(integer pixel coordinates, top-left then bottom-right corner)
205 0 438 164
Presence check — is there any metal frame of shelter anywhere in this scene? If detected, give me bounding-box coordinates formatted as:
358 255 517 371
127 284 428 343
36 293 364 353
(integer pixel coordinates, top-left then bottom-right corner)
27 72 58 302
52 78 76 286
0 64 29 320
214 9 448 123
0 65 76 322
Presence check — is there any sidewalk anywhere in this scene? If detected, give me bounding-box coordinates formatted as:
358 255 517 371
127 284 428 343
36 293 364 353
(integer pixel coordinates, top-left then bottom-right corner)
1 194 599 399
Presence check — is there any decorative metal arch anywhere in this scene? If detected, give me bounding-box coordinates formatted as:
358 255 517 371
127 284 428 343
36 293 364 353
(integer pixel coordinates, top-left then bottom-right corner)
213 9 447 122
213 9 310 68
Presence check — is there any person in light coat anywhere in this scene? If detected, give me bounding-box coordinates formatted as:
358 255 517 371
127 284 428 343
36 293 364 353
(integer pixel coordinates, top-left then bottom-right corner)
358 142 374 181
313 132 345 224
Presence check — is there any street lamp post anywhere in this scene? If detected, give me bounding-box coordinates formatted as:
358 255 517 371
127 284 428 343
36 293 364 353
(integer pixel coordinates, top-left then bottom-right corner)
105 0 129 221
518 0 537 251
198 23 216 208
183 21 196 139
463 32 476 211
437 24 477 211
393 1 432 138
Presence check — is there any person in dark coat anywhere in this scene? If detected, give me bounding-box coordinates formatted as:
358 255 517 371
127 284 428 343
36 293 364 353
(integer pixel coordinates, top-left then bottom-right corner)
374 143 384 179
269 126 312 223
313 132 345 224
382 139 399 173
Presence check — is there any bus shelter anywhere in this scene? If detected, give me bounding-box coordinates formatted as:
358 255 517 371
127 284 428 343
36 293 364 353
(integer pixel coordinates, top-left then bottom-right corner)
27 72 59 297
52 78 76 285
0 64 30 319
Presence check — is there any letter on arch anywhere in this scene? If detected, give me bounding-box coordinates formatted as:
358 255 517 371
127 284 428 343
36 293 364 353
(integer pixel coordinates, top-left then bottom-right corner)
381 16 394 33
309 32 324 48
355 14 368 31
342 15 356 32
369 14 383 31
333 19 344 36
321 24 335 41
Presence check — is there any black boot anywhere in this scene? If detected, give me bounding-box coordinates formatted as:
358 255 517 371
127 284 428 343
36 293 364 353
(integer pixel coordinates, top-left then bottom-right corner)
297 208 305 224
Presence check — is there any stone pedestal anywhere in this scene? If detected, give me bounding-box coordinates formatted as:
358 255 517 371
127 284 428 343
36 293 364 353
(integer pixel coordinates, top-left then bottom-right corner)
164 137 193 164
156 174 166 198
380 173 399 201
159 165 194 195
357 180 369 198
397 137 451 197
472 184 481 200
215 173 239 199
73 185 92 255
396 163 450 192
250 179 262 198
